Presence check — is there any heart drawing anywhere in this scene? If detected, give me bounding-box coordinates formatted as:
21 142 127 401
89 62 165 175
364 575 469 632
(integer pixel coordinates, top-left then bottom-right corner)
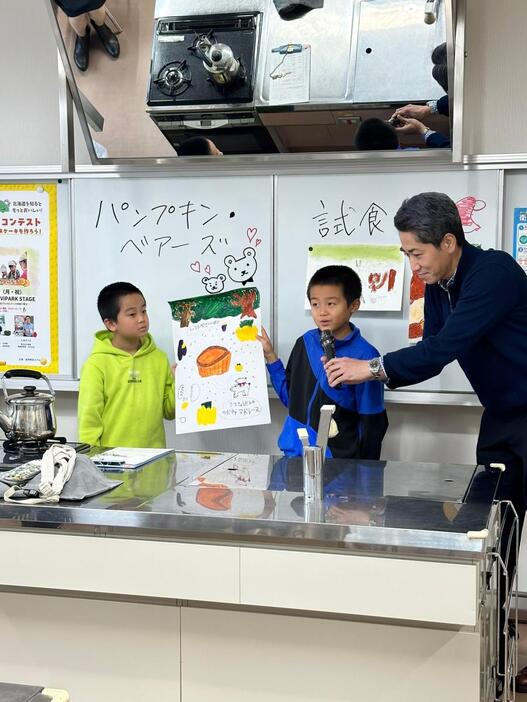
204 265 211 274
246 227 257 243
190 261 200 272
255 238 262 246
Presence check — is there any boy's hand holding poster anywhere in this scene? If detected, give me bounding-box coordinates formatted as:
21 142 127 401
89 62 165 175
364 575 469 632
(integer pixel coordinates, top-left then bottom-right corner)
169 287 270 435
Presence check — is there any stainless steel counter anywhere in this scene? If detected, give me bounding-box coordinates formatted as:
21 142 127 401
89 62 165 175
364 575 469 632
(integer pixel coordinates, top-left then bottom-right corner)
0 452 499 560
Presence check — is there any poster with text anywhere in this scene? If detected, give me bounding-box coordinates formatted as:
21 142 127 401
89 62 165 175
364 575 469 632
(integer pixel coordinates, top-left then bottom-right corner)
305 243 404 312
170 287 270 435
513 207 527 273
0 184 58 373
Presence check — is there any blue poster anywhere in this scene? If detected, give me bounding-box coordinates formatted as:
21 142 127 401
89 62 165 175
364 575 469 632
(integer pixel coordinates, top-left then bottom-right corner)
513 207 527 272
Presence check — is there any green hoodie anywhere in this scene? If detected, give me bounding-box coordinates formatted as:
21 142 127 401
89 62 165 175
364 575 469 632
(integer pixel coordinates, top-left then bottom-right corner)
78 331 175 448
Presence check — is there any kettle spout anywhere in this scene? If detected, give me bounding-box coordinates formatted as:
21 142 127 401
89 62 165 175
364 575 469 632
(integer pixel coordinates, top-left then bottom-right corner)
0 410 13 435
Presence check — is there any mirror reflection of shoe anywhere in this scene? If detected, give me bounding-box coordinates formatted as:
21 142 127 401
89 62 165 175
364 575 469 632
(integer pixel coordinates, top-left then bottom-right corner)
73 28 90 72
516 664 527 693
92 22 120 59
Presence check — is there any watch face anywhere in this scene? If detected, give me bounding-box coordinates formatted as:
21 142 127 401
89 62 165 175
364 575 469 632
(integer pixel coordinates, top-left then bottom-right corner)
369 358 381 377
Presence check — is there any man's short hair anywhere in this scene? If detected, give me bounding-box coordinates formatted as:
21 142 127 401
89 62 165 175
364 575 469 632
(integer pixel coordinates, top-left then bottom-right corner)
307 265 362 305
354 118 399 151
394 192 465 247
97 282 144 322
431 42 447 66
432 63 448 93
176 136 213 156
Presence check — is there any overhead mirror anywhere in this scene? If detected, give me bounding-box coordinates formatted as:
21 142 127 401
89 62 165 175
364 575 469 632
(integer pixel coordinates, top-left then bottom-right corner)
46 0 453 161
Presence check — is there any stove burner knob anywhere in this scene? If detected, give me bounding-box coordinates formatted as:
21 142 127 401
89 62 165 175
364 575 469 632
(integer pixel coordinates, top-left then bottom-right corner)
211 49 223 62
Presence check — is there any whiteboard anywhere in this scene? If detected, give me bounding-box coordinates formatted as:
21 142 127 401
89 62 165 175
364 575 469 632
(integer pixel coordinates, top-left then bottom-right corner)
276 170 500 393
73 177 273 374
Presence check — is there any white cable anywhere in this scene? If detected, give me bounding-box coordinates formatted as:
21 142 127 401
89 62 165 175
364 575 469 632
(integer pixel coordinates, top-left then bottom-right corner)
38 445 76 501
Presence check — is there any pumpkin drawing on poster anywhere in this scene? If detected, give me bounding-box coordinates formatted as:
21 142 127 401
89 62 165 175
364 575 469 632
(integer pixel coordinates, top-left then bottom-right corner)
169 287 270 435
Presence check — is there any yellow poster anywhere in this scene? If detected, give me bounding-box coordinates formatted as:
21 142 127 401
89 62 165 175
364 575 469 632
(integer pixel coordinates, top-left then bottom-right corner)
0 183 58 373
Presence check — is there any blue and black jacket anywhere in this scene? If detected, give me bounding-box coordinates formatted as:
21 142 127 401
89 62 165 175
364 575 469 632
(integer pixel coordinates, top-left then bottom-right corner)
267 325 388 459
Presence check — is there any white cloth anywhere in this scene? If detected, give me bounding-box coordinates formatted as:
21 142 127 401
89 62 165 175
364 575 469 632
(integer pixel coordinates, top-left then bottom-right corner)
38 444 76 501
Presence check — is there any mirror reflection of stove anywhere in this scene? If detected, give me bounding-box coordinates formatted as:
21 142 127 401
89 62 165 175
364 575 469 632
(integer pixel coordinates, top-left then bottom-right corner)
147 13 259 107
0 437 90 471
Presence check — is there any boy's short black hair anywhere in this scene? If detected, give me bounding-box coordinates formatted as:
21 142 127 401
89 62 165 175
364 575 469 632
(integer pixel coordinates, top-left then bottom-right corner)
307 265 362 305
354 118 399 151
176 136 213 156
394 192 465 247
97 282 144 322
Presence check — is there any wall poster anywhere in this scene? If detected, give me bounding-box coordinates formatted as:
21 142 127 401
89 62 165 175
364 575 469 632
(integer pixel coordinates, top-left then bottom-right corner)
170 287 271 435
513 207 527 273
0 184 58 373
305 243 405 312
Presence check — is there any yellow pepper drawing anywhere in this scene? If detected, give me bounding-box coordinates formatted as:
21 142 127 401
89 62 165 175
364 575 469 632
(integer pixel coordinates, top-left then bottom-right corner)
197 402 217 425
235 320 259 342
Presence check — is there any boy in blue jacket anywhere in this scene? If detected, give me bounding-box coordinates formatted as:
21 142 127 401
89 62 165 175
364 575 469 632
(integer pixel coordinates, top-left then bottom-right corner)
259 265 388 459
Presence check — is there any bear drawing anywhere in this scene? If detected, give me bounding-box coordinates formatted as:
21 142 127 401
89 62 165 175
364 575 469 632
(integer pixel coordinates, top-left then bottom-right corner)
202 274 226 294
224 247 257 286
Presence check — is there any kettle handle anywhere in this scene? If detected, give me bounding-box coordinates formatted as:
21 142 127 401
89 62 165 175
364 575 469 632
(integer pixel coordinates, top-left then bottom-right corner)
4 369 42 380
2 369 55 400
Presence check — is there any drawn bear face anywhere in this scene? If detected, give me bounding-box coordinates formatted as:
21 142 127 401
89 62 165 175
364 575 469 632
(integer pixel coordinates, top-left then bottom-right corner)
202 274 226 294
224 247 257 286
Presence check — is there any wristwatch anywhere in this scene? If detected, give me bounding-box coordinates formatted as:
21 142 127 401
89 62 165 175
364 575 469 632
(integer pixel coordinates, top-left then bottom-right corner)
368 357 383 380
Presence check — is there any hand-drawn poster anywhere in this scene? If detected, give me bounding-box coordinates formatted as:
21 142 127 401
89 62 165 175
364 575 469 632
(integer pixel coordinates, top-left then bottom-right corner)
304 243 404 312
0 184 58 373
408 272 426 343
513 207 527 274
170 287 271 435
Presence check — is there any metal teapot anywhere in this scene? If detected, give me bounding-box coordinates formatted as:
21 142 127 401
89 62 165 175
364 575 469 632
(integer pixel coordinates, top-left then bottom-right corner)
192 37 243 86
0 369 56 442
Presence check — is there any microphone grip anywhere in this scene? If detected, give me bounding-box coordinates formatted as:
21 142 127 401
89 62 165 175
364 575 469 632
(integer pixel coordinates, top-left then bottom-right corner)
320 332 340 388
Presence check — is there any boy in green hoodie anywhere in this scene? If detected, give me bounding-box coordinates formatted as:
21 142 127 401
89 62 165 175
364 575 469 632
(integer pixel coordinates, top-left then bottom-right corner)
78 282 175 448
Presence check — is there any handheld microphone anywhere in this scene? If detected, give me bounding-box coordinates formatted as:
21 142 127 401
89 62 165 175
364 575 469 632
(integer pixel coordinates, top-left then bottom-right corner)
320 330 335 361
320 330 340 388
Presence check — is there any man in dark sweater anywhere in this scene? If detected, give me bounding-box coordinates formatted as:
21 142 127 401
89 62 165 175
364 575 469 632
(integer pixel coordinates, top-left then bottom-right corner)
324 191 527 692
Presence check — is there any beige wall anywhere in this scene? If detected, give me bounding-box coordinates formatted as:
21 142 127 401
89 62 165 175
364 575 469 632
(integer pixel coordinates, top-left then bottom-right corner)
0 0 61 167
464 0 527 155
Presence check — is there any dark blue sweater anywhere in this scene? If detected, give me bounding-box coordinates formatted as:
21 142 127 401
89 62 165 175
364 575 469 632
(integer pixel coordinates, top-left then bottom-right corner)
383 243 527 412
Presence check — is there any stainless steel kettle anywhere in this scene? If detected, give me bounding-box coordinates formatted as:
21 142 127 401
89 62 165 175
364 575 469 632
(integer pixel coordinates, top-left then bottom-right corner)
0 369 56 441
193 37 243 86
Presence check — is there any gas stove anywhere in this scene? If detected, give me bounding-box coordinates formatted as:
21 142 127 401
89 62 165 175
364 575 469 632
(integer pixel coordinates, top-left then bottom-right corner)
0 437 90 470
147 13 260 108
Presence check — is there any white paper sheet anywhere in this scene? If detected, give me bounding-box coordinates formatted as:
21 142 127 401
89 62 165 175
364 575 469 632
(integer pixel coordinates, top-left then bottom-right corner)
269 44 311 105
304 243 405 312
170 287 271 435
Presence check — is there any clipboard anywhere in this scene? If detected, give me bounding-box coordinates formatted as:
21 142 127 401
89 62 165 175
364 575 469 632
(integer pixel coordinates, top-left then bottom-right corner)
269 43 311 105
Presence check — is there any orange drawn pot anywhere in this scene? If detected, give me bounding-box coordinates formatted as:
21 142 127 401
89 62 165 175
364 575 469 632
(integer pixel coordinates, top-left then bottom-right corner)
196 345 231 377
